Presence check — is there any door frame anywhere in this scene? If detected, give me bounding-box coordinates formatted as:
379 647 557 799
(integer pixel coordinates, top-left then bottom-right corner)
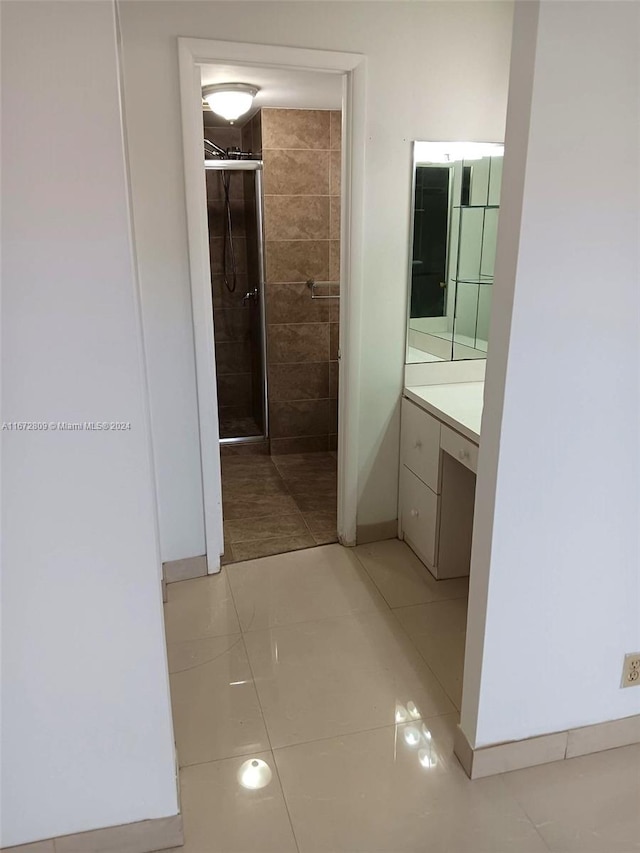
178 38 366 573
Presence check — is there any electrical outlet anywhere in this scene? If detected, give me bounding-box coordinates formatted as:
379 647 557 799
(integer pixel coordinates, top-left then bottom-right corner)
621 653 640 688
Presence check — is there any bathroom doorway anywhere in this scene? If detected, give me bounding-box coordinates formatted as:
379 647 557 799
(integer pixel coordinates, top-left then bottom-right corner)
202 79 342 562
179 39 365 571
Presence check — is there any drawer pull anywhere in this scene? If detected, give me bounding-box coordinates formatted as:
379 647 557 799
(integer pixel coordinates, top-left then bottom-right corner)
441 424 478 473
414 439 422 450
410 508 419 518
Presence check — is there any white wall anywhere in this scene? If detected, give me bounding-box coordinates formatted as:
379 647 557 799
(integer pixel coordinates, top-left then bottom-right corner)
463 0 640 748
117 0 514 560
1 2 179 845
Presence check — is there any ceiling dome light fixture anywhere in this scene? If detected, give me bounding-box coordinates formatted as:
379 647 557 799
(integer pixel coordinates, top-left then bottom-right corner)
202 83 259 123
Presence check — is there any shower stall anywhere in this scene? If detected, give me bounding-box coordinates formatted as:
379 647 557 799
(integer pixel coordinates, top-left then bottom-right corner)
205 154 268 445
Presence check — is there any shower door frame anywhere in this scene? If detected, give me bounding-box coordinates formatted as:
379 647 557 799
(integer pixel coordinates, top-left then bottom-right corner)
179 37 366 574
204 159 269 445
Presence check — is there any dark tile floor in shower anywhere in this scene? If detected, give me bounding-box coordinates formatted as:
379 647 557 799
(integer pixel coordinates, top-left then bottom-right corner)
220 452 338 563
218 414 262 440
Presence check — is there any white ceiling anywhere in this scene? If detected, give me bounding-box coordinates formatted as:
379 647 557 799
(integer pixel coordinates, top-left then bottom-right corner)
200 62 342 126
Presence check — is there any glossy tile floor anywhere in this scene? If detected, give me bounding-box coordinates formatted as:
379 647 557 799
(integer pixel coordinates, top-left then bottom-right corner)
164 539 640 853
221 452 337 562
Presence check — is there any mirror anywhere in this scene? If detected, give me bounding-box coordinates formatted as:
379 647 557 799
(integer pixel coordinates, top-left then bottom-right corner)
407 141 503 363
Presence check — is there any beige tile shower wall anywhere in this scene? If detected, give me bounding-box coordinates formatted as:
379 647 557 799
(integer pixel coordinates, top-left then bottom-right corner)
241 112 262 158
261 108 341 455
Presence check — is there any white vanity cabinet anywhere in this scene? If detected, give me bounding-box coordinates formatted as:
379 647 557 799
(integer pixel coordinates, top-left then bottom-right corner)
399 392 480 579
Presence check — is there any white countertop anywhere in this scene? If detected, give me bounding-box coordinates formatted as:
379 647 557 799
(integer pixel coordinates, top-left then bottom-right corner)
404 382 484 444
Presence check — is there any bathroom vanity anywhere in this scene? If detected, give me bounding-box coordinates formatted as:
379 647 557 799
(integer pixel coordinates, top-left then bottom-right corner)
399 140 500 579
399 381 483 579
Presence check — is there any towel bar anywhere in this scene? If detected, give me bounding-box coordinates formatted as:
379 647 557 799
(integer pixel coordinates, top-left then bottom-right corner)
307 279 340 300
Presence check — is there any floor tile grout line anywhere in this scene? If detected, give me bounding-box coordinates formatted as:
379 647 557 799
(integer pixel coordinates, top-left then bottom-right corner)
388 606 462 712
389 594 469 612
499 778 554 853
297 503 320 545
269 713 462 853
225 527 455 706
168 591 410 645
236 631 302 853
227 544 318 567
175 743 272 773
350 546 470 609
166 627 243 643
168 571 459 753
354 550 468 674
270 710 458 757
272 451 337 545
175 740 298 853
224 509 311 545
170 545 465 626
223 506 301 523
176 710 459 774
167 635 245 675
348 547 393 613
269 746 302 853
238 600 409 637
221 562 246 639
223 450 320 553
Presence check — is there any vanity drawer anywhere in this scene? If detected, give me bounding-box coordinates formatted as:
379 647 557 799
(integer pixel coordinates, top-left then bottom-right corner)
440 425 478 474
400 466 438 567
401 398 441 493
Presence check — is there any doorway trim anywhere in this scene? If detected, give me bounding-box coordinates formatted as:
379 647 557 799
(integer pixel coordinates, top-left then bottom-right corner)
178 38 366 573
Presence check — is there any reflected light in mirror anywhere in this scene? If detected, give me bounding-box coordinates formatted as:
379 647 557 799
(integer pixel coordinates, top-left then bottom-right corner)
238 758 272 790
414 141 504 164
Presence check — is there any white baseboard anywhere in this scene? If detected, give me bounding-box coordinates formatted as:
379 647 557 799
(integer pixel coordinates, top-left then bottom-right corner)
163 554 207 584
356 520 398 545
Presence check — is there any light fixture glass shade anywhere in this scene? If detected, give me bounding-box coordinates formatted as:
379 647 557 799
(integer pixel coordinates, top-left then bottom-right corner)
202 83 259 122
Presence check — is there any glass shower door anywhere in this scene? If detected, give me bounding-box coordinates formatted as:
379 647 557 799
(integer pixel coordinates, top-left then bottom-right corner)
205 160 268 443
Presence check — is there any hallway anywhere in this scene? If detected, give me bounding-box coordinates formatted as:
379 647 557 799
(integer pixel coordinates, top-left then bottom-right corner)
163 540 639 853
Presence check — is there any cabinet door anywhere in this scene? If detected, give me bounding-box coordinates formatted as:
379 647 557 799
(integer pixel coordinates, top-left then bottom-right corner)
401 398 441 493
400 466 439 568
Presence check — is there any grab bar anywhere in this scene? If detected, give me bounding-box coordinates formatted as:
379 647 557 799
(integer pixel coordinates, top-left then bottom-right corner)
307 279 340 300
